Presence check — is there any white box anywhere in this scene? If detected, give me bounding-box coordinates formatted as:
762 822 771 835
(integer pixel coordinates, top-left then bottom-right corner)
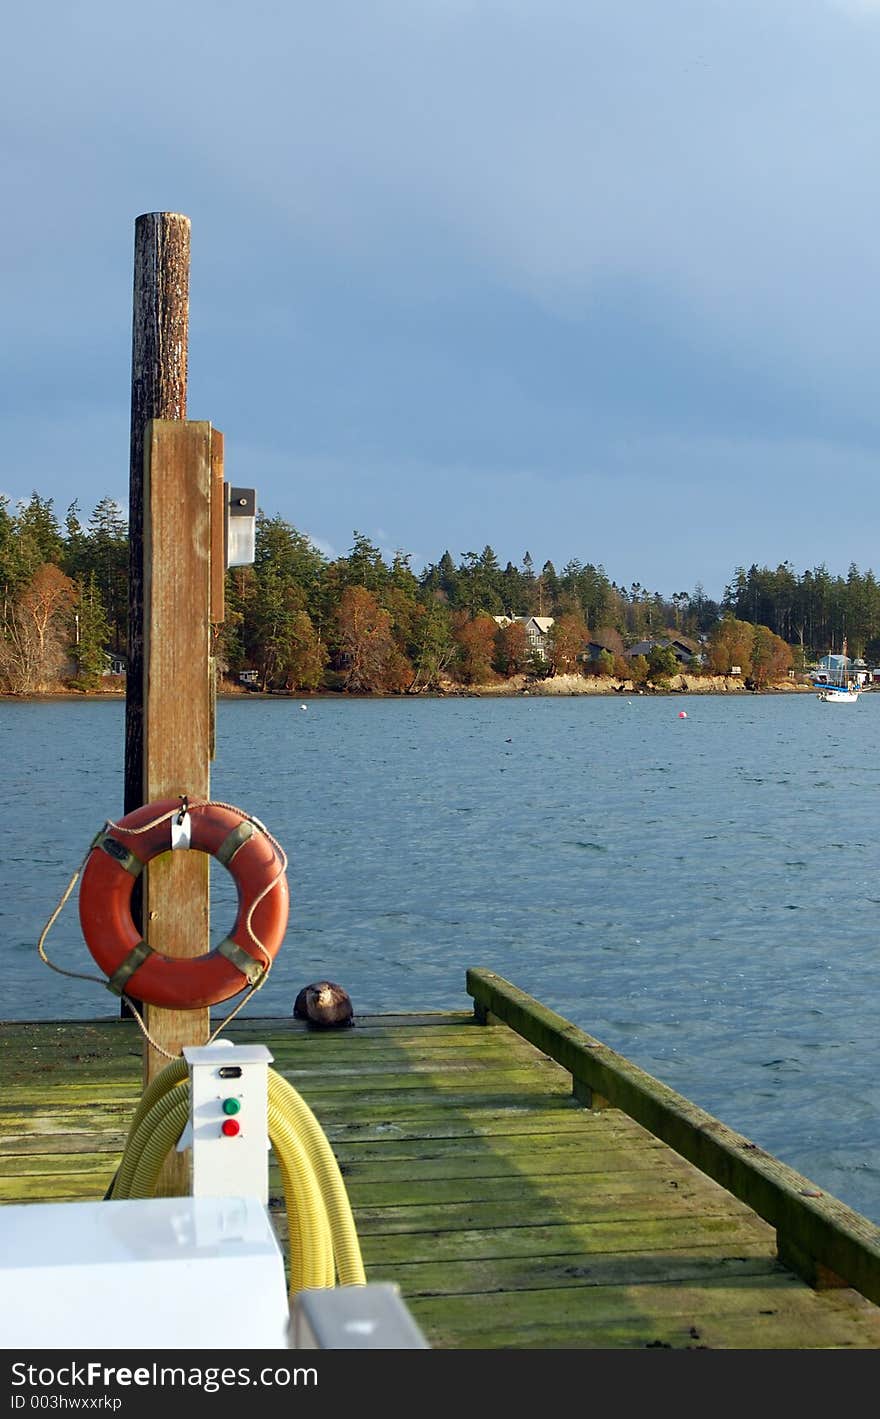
0 1195 289 1349
182 1043 273 1204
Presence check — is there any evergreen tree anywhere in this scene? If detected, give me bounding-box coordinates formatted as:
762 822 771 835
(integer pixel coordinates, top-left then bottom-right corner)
690 582 721 635
409 602 456 691
340 532 389 593
16 493 64 572
62 502 88 581
500 561 527 614
248 564 303 691
538 561 558 614
254 514 326 614
284 610 328 691
71 573 111 687
436 551 458 603
82 498 128 653
0 497 18 627
646 644 679 681
456 551 503 616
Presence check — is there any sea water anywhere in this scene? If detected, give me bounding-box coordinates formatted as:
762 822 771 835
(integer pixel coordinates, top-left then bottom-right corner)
2 691 879 1224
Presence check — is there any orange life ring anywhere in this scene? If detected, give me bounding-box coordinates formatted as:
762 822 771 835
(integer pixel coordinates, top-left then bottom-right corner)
78 797 289 1009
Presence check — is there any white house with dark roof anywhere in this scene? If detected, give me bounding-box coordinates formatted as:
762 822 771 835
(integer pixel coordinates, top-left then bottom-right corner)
493 615 555 662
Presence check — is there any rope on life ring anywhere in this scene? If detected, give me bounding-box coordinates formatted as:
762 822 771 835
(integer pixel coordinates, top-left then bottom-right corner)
77 796 289 1010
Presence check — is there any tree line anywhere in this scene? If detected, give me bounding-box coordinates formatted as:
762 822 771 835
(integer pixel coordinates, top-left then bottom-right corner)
0 491 874 695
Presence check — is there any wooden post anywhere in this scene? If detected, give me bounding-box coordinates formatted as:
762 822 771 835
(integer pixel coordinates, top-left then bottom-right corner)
124 214 213 1194
141 419 214 1092
125 213 192 1034
126 213 191 827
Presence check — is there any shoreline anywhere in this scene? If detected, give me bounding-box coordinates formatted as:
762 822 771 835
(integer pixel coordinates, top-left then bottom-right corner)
0 673 818 703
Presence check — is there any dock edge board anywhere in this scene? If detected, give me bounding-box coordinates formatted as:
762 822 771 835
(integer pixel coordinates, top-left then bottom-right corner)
466 967 880 1308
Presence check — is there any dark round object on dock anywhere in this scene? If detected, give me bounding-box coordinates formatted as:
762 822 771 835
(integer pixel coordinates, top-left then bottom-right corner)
294 980 355 1028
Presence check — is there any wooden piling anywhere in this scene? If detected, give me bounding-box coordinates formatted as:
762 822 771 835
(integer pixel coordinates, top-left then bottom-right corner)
125 215 212 1193
126 212 191 828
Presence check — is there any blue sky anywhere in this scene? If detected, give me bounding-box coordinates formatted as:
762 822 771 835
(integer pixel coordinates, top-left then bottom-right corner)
3 0 880 602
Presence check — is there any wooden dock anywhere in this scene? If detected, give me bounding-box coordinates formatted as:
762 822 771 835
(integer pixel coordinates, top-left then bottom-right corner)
2 969 880 1349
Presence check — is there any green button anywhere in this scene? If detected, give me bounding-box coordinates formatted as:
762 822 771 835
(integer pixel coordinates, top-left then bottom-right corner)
222 1097 241 1115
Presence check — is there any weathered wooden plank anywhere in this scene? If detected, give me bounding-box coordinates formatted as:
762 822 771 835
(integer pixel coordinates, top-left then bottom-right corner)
0 1083 571 1121
337 1142 674 1183
231 1013 478 1032
278 1061 561 1088
261 1039 539 1066
0 1085 149 1104
209 428 225 627
351 1246 782 1299
0 1102 592 1155
316 1191 756 1236
314 1104 648 1140
0 1135 133 1158
0 1049 141 1069
408 1278 880 1349
0 1176 116 1203
141 417 213 1099
340 1167 738 1211
270 1084 575 1114
6 1143 685 1192
7 1132 666 1179
1 1153 127 1178
0 1127 133 1151
0 1039 511 1079
240 1025 485 1046
8 1163 709 1217
0 1062 568 1100
293 1213 780 1265
0 1026 141 1057
273 1064 570 1095
0 1017 492 1071
327 1114 661 1158
0 1102 138 1130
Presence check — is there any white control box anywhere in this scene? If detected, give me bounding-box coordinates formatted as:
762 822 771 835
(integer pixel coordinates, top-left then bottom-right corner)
0 1196 289 1349
182 1042 272 1203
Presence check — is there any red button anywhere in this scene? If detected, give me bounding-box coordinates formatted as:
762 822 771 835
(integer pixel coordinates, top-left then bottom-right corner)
221 1119 240 1137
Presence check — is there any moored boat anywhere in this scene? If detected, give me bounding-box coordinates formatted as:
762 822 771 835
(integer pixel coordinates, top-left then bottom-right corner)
817 682 860 702
816 638 861 703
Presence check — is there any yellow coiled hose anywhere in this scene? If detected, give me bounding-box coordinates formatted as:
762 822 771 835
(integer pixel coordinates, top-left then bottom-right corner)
107 1059 366 1294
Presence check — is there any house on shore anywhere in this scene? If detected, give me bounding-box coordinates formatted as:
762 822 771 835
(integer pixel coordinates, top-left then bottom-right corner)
103 652 127 677
582 636 623 666
493 615 555 662
624 635 702 667
811 653 870 686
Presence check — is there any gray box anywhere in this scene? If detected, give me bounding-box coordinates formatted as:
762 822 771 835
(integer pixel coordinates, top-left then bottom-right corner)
290 1283 431 1349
